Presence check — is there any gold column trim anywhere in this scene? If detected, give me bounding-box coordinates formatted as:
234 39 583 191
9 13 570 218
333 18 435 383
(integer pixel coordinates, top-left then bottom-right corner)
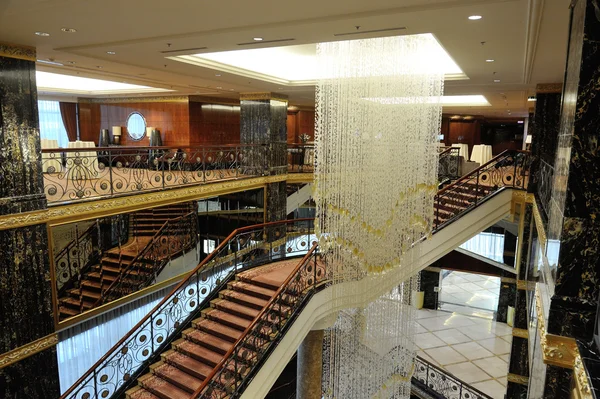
517 280 535 290
513 328 529 338
536 288 579 368
574 355 593 399
536 83 563 93
287 173 314 184
0 175 286 230
240 92 289 102
0 42 36 61
532 202 548 250
0 334 58 369
507 373 529 385
501 277 517 284
79 95 189 104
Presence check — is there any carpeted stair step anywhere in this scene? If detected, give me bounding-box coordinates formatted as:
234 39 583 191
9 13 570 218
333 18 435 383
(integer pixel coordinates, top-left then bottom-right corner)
210 299 261 320
182 328 234 355
172 339 222 367
126 385 162 399
60 296 95 310
202 308 252 331
150 361 203 393
138 374 189 399
228 281 276 300
219 289 268 310
191 319 243 343
161 350 213 380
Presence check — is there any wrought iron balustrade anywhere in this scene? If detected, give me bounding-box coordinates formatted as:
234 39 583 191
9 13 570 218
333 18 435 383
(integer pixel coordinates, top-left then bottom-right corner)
287 144 315 173
195 244 325 398
95 211 200 307
438 146 461 183
434 150 531 230
41 144 269 205
413 356 493 399
55 222 100 297
60 218 315 399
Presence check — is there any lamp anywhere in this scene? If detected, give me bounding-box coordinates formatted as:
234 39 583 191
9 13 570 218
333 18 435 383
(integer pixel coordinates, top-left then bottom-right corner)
99 129 110 147
112 126 122 145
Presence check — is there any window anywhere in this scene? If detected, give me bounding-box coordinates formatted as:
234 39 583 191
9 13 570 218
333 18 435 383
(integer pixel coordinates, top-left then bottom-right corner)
38 100 69 147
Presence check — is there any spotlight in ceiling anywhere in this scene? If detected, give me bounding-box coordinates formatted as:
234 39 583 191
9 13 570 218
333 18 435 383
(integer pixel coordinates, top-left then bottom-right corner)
215 74 221 77
96 66 103 69
67 61 76 64
61 27 77 33
35 31 50 36
528 96 537 102
106 51 116 55
486 59 494 62
494 79 501 83
216 86 222 89
253 37 264 41
468 15 483 20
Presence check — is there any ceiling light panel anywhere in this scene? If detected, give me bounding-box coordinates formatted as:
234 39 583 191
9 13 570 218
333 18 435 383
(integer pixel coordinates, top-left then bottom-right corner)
35 71 173 95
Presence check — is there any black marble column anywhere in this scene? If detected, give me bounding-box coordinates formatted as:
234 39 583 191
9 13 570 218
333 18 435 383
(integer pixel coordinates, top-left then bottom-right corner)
297 330 324 399
240 93 288 223
0 44 59 398
419 268 440 310
496 278 516 323
545 0 600 343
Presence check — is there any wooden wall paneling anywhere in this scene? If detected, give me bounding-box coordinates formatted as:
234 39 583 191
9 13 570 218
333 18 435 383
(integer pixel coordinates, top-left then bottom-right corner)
297 110 315 141
287 111 298 143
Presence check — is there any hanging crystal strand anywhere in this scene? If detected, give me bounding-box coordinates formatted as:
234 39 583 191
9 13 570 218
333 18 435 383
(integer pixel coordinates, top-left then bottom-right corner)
315 35 444 399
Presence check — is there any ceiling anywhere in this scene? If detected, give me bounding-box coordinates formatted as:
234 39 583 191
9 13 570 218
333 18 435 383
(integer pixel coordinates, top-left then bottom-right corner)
0 0 571 117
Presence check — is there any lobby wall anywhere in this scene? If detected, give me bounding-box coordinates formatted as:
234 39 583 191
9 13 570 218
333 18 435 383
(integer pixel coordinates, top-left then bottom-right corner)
287 109 315 144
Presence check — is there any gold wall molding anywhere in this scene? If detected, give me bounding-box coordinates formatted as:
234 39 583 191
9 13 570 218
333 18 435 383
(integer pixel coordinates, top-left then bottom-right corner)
287 173 314 184
536 83 563 93
511 190 533 204
0 334 58 369
0 42 36 61
507 373 529 385
79 95 189 104
240 92 288 102
574 355 593 399
513 328 529 338
0 175 287 230
189 95 240 106
501 277 517 284
517 280 536 290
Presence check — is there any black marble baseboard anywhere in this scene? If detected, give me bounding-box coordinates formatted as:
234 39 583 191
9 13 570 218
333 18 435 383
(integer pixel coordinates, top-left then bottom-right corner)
0 346 60 399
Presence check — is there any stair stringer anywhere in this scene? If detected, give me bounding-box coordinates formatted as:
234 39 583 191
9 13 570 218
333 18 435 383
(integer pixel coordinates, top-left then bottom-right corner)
241 189 515 399
287 183 313 215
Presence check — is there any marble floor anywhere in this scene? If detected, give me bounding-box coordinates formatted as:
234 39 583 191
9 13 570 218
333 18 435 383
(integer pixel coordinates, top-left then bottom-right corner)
439 270 501 315
416 308 512 399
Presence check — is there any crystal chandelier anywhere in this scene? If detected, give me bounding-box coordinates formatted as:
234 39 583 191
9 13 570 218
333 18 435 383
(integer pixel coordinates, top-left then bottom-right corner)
314 35 445 398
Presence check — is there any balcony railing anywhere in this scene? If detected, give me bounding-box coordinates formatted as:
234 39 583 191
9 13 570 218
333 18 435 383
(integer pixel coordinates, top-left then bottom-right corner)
41 144 269 205
438 146 461 182
413 356 493 399
287 144 314 173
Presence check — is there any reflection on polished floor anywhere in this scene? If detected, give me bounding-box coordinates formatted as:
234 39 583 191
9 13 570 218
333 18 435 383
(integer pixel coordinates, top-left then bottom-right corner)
416 308 511 399
439 270 501 317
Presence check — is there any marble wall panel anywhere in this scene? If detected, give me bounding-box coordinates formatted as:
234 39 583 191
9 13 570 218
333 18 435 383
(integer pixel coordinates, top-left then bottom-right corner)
419 269 440 310
0 347 60 398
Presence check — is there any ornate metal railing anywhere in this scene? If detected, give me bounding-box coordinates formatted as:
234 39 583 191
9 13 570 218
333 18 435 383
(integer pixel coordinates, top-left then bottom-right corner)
55 222 100 297
195 244 325 398
41 144 269 205
287 144 315 173
438 146 461 183
434 150 531 230
413 356 493 399
95 211 199 307
60 218 315 399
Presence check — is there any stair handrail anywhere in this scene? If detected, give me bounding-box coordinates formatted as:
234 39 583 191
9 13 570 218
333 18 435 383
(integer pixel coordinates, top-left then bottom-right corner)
60 218 313 399
55 222 99 296
413 355 493 399
437 146 461 182
95 210 198 306
193 243 323 398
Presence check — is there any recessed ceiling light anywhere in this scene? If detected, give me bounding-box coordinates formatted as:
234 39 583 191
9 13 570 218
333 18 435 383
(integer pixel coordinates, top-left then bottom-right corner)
106 51 116 55
37 59 64 66
216 86 222 89
35 32 50 37
486 59 494 63
253 37 264 41
61 27 77 33
494 79 501 83
230 89 234 91
35 71 174 94
468 15 482 20
66 61 76 64
96 66 103 69
215 74 221 77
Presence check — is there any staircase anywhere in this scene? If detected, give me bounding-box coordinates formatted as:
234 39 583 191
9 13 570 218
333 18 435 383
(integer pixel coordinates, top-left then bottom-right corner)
126 259 302 399
58 203 197 321
62 150 530 399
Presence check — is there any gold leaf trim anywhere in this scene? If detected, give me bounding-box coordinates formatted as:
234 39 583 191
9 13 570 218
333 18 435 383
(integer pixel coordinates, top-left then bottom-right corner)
507 373 529 385
501 277 517 284
532 202 547 251
0 334 58 369
513 328 529 338
0 42 36 61
536 83 563 93
0 175 286 230
536 288 578 368
240 92 288 102
574 355 594 399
